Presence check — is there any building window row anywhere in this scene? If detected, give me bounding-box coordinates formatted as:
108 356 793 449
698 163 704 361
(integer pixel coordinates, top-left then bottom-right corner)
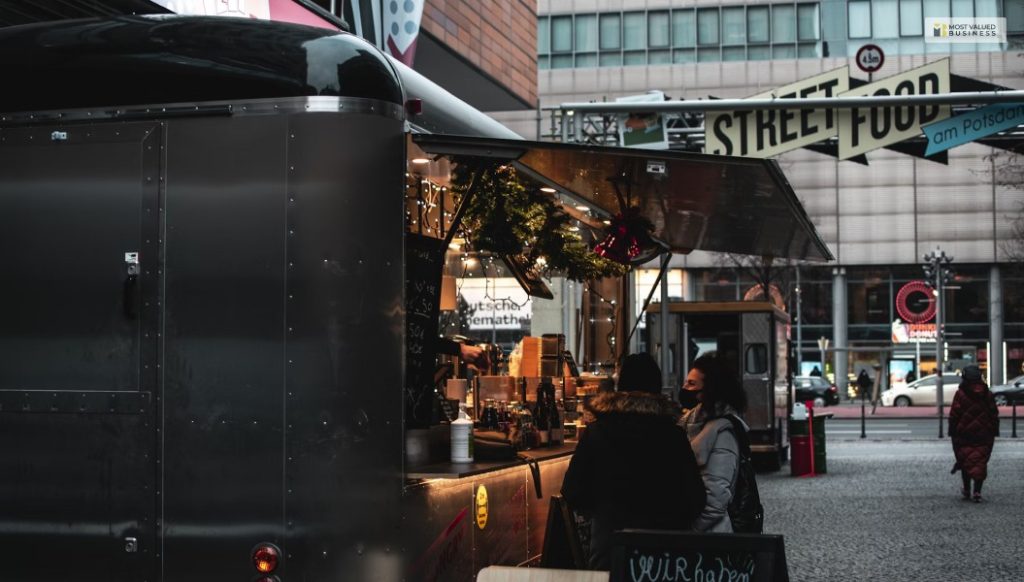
848 0 1022 39
538 3 821 69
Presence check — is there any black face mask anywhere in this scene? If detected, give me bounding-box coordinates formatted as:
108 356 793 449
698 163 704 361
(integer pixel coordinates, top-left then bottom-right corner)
678 389 702 410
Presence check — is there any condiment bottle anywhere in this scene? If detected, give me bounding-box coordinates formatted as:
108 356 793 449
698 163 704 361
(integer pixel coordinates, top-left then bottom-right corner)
451 404 474 463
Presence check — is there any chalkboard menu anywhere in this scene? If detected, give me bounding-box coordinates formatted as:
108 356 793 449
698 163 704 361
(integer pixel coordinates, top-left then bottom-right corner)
405 234 449 429
611 530 789 582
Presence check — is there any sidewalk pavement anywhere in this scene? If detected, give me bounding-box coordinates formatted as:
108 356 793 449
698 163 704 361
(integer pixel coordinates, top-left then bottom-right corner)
759 440 1024 582
816 402 1024 419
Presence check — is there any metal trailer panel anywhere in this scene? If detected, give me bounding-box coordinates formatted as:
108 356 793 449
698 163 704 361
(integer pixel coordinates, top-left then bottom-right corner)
0 122 161 580
282 111 406 581
160 113 290 580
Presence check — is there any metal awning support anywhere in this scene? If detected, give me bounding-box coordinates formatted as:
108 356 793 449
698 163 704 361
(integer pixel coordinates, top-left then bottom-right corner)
559 90 1024 114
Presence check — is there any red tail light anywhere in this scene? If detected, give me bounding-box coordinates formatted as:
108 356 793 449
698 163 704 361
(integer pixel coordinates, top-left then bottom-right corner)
252 543 280 573
828 386 837 392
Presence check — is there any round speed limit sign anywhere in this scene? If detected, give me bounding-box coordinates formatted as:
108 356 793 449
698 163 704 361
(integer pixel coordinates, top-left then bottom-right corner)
855 44 885 74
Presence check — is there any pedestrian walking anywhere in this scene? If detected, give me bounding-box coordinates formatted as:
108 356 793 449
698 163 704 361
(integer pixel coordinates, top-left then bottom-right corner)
948 365 999 503
857 369 873 400
679 352 748 533
809 365 822 377
561 353 705 569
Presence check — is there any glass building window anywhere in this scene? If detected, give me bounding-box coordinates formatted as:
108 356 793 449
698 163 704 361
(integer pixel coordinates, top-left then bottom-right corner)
923 0 950 18
952 0 973 17
551 16 572 52
648 50 671 64
723 46 746 61
773 44 797 58
797 3 820 40
772 5 797 43
722 7 746 46
673 49 695 63
575 15 597 52
1009 1 1024 32
599 52 622 66
748 6 770 43
698 46 721 62
550 54 573 69
538 17 550 53
900 0 923 36
575 53 597 68
624 50 646 65
974 0 999 17
748 45 772 60
873 0 900 38
538 55 549 70
649 11 670 48
698 8 720 45
599 14 621 50
798 42 820 58
673 10 696 47
849 1 872 39
623 12 646 50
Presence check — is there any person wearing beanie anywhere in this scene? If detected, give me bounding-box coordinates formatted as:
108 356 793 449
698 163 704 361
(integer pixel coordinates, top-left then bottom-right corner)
560 353 705 569
948 365 999 502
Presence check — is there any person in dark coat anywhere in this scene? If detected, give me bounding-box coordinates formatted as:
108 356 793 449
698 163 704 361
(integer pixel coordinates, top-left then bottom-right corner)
856 369 873 400
948 365 999 502
561 353 706 570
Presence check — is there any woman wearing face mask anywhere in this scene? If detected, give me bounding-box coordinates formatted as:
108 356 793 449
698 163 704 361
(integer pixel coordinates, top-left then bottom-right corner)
678 352 748 532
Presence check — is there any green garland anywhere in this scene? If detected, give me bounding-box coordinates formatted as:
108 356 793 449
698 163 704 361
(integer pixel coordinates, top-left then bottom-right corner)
450 163 628 282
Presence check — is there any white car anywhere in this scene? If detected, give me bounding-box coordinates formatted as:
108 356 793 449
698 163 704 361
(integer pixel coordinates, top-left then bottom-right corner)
880 374 961 407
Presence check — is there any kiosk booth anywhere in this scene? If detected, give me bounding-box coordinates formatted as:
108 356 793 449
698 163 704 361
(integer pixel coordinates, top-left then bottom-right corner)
0 16 830 581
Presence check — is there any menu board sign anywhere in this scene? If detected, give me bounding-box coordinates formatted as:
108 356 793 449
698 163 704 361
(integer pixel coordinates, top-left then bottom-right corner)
611 530 789 582
405 234 448 428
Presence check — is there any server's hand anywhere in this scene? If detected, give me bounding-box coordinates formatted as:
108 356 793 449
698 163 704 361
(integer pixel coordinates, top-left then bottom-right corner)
459 344 491 372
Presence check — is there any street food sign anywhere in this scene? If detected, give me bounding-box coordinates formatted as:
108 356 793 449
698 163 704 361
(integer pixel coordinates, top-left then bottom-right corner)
705 67 848 158
837 59 950 159
704 59 953 160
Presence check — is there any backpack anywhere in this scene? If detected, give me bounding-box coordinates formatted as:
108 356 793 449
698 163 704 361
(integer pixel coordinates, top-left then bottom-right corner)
722 414 764 534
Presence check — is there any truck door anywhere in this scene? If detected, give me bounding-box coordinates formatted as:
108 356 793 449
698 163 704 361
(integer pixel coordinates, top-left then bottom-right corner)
741 313 774 439
0 123 160 581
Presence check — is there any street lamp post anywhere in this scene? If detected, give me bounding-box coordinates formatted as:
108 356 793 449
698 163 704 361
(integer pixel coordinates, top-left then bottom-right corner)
923 247 954 439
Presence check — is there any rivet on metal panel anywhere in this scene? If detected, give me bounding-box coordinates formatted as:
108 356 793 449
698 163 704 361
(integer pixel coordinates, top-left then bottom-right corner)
290 166 295 171
290 134 295 139
288 327 294 332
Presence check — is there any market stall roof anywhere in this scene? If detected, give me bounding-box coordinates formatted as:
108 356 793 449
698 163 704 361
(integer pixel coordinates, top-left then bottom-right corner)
413 134 834 263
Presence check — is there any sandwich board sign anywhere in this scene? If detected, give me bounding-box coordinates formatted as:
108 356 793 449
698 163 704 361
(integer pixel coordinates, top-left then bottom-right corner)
611 530 789 582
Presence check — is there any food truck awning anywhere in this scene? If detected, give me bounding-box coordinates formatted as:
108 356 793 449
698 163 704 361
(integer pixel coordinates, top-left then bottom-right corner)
413 134 833 263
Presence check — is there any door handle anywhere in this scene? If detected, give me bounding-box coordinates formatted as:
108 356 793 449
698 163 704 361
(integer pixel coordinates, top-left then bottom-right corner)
123 252 139 320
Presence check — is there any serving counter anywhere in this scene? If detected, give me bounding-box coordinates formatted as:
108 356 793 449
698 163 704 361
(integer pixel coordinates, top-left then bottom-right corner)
403 441 578 580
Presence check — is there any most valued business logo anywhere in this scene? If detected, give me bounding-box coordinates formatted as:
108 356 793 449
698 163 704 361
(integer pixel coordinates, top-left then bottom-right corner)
925 18 1006 43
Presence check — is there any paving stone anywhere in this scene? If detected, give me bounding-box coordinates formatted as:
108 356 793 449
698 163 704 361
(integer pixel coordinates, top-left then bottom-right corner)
758 440 1024 582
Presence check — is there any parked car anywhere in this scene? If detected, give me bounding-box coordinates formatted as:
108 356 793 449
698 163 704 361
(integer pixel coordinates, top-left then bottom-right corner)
992 375 1024 406
880 373 960 407
793 376 840 407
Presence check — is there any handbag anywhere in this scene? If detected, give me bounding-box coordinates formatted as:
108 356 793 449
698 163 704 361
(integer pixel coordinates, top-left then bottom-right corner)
723 414 765 534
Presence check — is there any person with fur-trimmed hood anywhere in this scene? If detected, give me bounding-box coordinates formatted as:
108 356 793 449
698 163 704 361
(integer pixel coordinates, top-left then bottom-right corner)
949 365 999 502
561 353 706 570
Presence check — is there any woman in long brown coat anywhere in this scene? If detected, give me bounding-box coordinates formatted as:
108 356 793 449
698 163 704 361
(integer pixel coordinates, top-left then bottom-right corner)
948 365 999 502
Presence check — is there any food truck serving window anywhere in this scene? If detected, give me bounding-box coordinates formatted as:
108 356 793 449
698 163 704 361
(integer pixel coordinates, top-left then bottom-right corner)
413 134 833 262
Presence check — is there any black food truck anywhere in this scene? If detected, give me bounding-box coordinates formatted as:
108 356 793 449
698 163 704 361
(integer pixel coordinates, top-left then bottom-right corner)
0 14 831 582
